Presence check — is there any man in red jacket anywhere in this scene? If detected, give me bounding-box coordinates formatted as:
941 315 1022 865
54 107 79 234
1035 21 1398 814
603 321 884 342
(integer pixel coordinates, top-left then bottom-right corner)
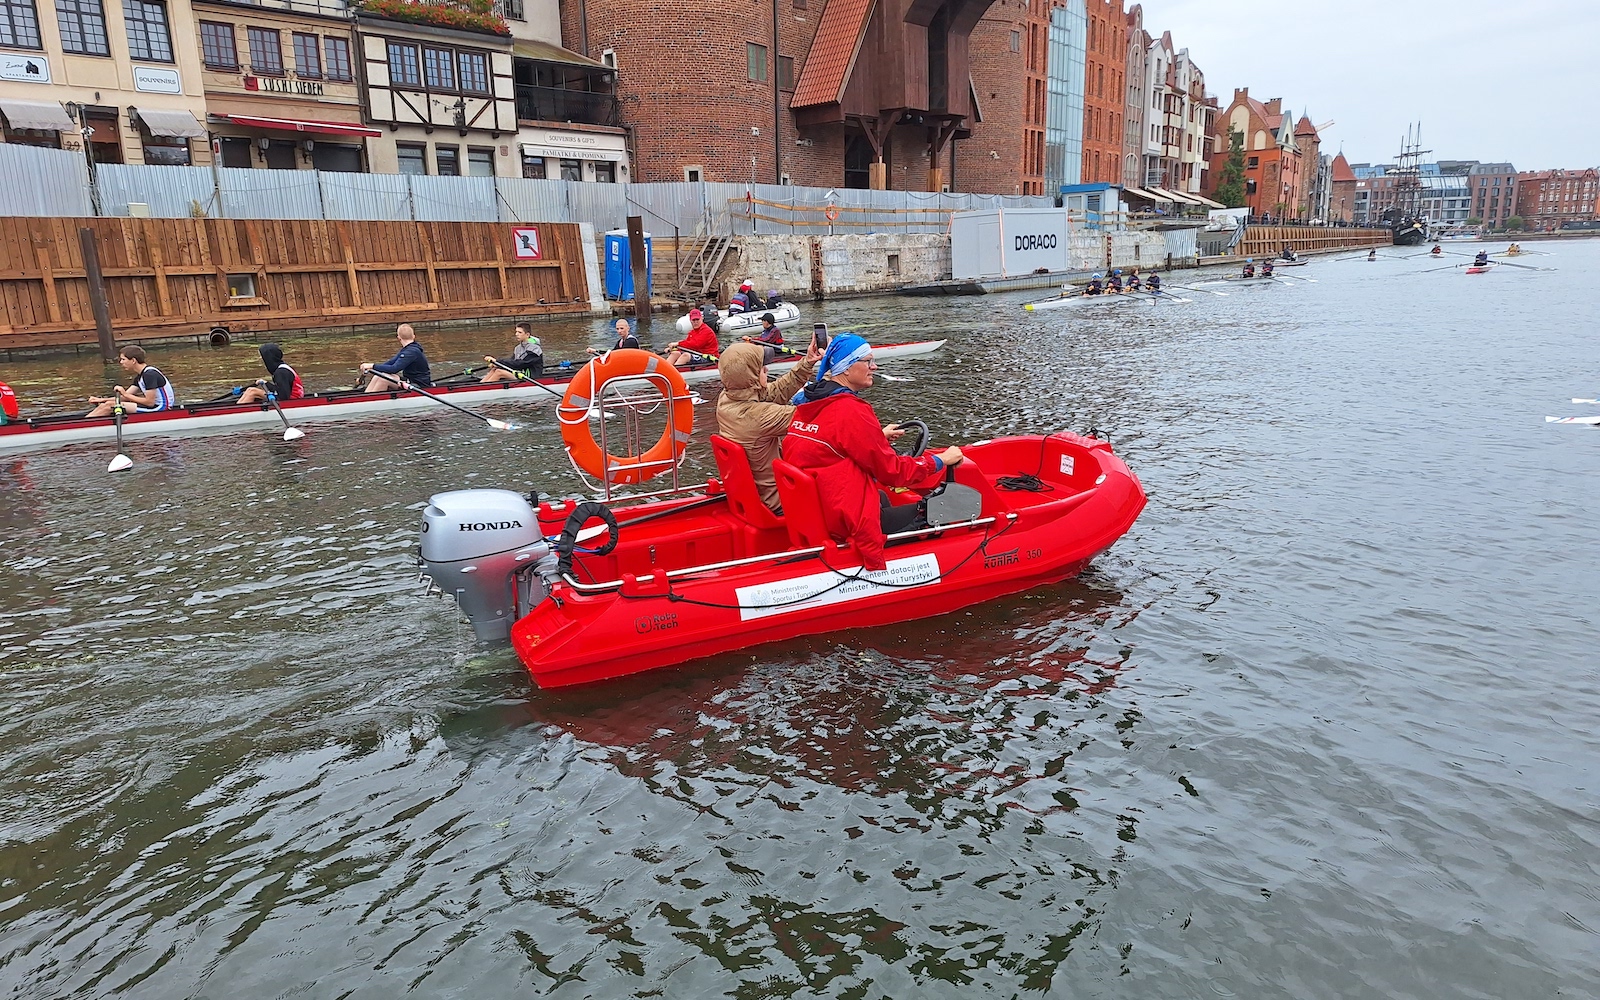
782 334 963 570
666 309 719 366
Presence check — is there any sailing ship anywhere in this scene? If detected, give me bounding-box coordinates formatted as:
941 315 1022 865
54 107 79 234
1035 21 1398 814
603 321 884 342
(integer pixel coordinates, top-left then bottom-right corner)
1384 125 1429 246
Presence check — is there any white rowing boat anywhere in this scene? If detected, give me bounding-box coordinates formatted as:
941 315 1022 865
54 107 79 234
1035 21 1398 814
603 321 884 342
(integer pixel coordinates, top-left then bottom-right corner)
1545 415 1600 425
1023 289 1188 311
1 340 947 455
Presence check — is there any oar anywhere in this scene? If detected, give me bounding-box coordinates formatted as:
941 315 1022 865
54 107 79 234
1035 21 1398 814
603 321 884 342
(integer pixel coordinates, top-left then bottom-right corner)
368 370 517 430
107 400 132 473
1493 259 1556 272
1166 284 1228 296
486 356 565 402
1570 398 1599 405
262 389 305 441
1420 263 1463 273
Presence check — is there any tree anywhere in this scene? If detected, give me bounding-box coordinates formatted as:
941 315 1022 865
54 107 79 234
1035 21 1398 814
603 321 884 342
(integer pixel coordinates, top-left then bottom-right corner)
1505 215 1525 231
1464 216 1483 226
1213 129 1247 208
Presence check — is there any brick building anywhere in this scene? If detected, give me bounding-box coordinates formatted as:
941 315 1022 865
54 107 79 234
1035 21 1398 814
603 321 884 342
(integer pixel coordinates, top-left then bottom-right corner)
562 0 1003 190
1078 0 1122 184
1206 87 1302 219
1465 162 1515 229
962 0 1051 194
1293 115 1321 219
1328 151 1356 223
1515 167 1598 229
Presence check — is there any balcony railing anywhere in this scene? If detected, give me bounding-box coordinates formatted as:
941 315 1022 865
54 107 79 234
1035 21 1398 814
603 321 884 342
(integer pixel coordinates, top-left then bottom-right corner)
515 86 621 127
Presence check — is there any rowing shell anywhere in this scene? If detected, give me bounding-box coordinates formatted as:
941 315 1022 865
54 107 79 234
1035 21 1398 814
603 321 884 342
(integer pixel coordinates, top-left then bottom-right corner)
1024 290 1189 311
1545 415 1600 425
0 340 947 455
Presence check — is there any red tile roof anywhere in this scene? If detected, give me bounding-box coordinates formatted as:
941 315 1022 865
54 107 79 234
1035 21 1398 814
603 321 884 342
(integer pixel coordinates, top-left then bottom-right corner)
1330 153 1356 182
791 0 876 109
1294 115 1318 136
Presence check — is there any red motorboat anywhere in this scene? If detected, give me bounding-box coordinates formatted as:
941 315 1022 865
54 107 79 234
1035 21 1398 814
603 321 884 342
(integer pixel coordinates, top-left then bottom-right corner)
419 427 1146 688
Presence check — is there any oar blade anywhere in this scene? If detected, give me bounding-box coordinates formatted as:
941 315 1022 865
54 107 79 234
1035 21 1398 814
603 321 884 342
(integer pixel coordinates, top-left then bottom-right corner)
283 426 307 441
107 453 133 473
486 418 516 431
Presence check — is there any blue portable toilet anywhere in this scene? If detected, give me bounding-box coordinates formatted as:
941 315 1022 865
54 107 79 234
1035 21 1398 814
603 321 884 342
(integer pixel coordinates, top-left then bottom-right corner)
603 229 653 300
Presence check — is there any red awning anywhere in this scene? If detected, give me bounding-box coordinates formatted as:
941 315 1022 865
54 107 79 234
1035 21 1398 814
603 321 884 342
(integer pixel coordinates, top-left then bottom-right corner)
223 114 381 138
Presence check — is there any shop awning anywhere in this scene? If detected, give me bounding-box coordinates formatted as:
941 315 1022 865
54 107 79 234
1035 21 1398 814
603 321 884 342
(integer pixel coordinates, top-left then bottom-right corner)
0 98 75 132
1122 186 1168 202
133 107 207 138
521 142 626 163
1149 186 1201 206
1188 192 1227 209
222 114 381 138
512 38 609 68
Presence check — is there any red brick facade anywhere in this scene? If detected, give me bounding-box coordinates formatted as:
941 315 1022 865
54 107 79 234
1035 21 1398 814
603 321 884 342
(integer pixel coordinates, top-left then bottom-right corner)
961 0 1049 194
1081 0 1124 184
1515 168 1598 229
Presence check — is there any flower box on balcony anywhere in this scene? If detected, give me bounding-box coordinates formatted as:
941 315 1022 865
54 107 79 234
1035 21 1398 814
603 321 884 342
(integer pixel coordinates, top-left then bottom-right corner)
355 0 511 37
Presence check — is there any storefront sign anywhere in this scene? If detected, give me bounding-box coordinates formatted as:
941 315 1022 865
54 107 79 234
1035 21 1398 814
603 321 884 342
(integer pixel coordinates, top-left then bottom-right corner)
245 76 326 96
0 54 50 84
511 227 541 260
133 66 182 94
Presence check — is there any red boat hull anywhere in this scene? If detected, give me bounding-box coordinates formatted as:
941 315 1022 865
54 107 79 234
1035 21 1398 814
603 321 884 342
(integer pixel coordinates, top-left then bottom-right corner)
511 434 1145 687
1465 265 1490 274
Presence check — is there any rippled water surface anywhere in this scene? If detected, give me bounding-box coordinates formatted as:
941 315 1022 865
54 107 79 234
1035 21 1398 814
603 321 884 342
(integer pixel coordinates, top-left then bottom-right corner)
3 243 1598 998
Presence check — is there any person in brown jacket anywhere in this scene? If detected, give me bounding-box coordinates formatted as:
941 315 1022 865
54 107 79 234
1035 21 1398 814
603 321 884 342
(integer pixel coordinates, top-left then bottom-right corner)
714 336 822 513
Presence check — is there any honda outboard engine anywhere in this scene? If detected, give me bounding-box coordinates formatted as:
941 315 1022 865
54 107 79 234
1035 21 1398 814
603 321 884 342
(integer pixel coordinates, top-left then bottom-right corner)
419 489 559 644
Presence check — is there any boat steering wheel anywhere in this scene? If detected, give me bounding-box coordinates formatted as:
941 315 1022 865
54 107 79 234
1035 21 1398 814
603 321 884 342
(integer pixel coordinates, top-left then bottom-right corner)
892 419 929 457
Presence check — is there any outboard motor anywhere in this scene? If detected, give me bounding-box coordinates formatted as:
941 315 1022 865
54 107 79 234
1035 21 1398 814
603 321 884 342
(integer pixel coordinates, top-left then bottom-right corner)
419 489 560 644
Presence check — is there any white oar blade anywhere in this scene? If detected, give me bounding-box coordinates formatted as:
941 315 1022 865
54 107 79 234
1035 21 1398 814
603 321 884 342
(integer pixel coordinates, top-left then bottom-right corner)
283 427 306 441
486 418 515 431
107 453 133 473
1571 398 1599 405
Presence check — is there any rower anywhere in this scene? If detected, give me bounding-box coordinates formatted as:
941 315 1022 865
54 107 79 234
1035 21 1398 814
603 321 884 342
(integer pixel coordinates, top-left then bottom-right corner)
1430 244 1443 255
1367 249 1378 261
666 308 719 366
1145 273 1162 293
611 318 640 351
1281 245 1298 261
1084 273 1105 295
1241 259 1256 278
1473 250 1490 267
86 345 176 417
1107 269 1124 293
361 323 432 392
1261 260 1275 278
1507 243 1521 255
740 312 788 364
0 379 17 425
480 323 543 382
236 343 304 405
1126 268 1143 291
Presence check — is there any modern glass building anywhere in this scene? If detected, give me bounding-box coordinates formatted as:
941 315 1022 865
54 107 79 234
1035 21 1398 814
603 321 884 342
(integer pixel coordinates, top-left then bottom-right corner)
1044 0 1086 193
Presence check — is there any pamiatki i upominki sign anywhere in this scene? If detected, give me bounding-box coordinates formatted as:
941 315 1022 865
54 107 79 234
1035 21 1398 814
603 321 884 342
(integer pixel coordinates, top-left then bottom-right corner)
511 227 542 260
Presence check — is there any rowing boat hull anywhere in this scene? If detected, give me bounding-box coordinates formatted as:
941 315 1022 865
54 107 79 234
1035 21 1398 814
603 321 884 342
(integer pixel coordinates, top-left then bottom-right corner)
1465 265 1491 274
0 340 946 454
1024 290 1182 310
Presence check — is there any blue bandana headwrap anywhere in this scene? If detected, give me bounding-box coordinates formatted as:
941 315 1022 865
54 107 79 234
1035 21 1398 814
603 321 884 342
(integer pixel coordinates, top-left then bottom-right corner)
817 334 871 381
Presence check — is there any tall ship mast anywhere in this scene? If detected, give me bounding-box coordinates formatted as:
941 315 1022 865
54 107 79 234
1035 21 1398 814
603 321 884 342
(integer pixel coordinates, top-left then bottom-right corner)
1384 124 1429 246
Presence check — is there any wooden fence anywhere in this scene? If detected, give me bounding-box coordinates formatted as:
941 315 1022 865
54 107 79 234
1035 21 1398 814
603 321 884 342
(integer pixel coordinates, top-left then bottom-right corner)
0 217 591 350
1237 225 1392 259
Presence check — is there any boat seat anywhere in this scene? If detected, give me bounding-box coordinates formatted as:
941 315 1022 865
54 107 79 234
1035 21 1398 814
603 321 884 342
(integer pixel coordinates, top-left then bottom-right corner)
709 434 783 531
771 458 831 549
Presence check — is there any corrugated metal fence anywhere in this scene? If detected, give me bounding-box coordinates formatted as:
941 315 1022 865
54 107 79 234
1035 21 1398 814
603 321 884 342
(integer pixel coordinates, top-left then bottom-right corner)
0 144 1055 234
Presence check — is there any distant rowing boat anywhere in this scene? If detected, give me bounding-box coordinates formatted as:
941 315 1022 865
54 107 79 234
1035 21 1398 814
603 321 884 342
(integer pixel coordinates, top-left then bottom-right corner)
0 340 948 455
1023 289 1189 311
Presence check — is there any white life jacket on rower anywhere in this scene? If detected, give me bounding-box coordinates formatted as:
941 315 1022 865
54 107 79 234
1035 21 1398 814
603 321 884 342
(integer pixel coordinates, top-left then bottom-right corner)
276 363 305 399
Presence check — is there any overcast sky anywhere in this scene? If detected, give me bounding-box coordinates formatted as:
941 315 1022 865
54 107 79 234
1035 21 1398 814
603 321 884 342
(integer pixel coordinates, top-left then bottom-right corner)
1145 1 1598 170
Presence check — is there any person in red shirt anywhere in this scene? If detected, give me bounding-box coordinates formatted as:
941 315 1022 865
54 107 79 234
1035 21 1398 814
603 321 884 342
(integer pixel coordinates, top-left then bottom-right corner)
782 334 963 570
666 308 719 366
236 343 304 405
0 379 18 424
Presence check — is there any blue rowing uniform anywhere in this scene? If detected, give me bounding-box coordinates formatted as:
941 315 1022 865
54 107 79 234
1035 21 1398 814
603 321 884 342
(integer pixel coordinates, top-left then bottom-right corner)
372 342 432 388
132 365 176 412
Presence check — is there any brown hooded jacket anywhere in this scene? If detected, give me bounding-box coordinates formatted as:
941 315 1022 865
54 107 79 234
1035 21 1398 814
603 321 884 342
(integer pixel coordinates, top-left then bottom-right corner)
714 342 817 512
